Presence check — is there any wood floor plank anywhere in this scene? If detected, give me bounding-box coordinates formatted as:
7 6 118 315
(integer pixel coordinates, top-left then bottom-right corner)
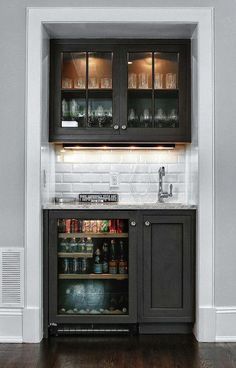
0 335 236 368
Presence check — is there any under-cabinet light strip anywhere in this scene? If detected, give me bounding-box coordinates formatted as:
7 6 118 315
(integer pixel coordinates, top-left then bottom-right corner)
62 144 175 150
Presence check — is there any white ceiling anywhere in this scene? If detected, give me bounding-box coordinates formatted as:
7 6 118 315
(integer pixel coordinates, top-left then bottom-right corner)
44 22 196 39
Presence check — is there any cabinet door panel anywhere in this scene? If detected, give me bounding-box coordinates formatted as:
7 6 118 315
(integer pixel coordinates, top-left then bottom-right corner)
141 213 195 323
151 223 183 309
50 43 120 142
119 43 190 142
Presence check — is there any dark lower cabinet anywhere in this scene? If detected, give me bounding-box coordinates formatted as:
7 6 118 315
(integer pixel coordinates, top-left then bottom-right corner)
44 209 195 336
139 210 195 334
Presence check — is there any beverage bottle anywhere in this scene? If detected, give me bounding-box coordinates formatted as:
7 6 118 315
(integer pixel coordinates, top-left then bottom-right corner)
59 238 68 252
81 258 89 274
72 258 79 274
85 237 94 254
78 238 86 253
109 240 118 274
69 237 77 253
102 242 109 273
118 241 128 274
93 246 103 274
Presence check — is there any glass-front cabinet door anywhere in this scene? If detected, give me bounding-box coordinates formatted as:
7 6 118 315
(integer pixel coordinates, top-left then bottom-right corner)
48 211 137 325
120 43 190 142
50 40 190 142
50 43 120 141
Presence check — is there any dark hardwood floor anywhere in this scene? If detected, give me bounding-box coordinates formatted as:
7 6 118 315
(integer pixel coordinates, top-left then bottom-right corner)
1 335 236 368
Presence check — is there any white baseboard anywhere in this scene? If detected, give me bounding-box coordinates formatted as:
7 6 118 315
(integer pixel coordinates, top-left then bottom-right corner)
194 306 216 342
22 307 43 343
215 307 236 342
194 306 236 342
0 309 23 343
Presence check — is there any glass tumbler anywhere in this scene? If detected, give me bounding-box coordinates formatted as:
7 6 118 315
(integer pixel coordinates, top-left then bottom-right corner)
128 73 137 89
166 73 177 89
138 73 149 89
154 73 163 89
74 77 85 89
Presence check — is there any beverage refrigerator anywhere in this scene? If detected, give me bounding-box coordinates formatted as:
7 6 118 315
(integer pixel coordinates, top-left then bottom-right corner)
44 210 138 336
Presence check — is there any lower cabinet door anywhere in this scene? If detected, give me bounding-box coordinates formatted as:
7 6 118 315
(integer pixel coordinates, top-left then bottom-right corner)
140 212 195 323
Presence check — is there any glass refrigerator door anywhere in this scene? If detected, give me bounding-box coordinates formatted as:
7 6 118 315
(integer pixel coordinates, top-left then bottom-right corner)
57 218 129 316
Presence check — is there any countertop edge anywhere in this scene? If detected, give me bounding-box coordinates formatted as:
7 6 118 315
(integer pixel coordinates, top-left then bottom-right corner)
42 203 197 210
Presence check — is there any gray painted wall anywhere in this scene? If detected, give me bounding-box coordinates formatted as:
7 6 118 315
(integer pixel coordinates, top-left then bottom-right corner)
0 0 235 307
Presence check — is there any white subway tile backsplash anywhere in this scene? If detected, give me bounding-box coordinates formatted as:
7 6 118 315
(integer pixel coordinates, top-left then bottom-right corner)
55 146 187 203
55 174 63 183
72 183 92 192
55 183 72 192
55 163 72 173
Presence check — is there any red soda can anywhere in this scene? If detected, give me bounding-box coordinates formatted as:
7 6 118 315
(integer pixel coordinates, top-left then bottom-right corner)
71 219 79 233
74 219 79 233
109 219 117 233
65 219 71 233
117 219 124 233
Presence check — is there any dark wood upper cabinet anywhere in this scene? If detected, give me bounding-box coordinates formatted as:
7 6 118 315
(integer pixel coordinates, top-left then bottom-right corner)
49 39 191 143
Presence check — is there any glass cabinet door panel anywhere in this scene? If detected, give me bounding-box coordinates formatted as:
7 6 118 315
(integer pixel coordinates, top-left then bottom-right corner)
154 52 179 90
127 91 152 128
88 92 112 128
88 52 113 89
154 90 179 128
127 52 153 128
61 93 86 128
57 218 129 316
128 52 152 90
61 52 86 90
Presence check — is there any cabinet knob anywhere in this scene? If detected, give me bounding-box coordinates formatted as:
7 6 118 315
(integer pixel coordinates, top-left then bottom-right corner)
130 220 136 227
113 124 119 130
145 221 150 227
121 125 127 130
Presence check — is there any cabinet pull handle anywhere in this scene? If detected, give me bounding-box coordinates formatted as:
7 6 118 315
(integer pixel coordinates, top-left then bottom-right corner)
121 125 127 130
145 221 150 226
113 124 119 130
130 220 136 227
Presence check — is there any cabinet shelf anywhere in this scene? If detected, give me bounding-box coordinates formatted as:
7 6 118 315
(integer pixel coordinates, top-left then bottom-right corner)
58 273 128 280
58 252 93 258
58 232 129 239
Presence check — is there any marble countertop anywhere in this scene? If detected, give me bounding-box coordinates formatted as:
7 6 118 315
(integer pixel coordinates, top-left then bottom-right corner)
43 202 197 210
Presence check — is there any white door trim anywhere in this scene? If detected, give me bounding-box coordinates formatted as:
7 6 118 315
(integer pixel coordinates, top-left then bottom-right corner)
25 7 214 342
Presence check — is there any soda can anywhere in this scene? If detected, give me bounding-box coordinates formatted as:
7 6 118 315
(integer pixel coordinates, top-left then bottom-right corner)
109 219 117 233
101 220 109 232
78 220 83 233
117 219 124 233
65 219 71 233
71 219 79 233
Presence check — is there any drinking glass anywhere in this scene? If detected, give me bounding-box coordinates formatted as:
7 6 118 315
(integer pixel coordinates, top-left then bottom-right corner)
138 73 149 89
88 77 99 89
61 78 73 89
168 108 178 127
74 77 85 89
101 77 112 89
96 105 105 127
128 73 137 89
70 99 78 119
166 73 177 89
154 73 163 89
155 108 167 127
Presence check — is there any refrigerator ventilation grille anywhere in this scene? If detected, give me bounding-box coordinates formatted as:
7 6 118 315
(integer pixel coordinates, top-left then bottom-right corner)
0 248 24 307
